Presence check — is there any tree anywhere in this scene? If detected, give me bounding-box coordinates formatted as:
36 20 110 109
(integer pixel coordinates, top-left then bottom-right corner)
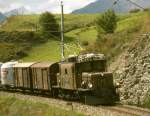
39 12 60 37
96 9 117 33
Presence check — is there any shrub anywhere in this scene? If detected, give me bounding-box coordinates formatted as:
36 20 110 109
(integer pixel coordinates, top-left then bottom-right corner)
0 31 45 43
96 9 117 34
0 31 46 62
39 12 60 38
142 94 150 108
144 8 150 12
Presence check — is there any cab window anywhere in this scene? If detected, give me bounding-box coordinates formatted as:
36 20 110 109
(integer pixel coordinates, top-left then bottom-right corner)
92 61 106 71
80 62 91 72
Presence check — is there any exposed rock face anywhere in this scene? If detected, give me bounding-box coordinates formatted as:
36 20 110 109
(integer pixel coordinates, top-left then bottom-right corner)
112 33 150 105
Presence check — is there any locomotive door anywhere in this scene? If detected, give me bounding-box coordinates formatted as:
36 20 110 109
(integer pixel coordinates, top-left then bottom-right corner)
60 63 76 90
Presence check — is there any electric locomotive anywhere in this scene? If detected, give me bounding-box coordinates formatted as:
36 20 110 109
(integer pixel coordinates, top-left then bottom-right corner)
53 53 118 104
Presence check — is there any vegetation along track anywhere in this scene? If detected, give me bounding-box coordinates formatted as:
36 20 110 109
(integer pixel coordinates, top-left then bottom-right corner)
0 90 150 116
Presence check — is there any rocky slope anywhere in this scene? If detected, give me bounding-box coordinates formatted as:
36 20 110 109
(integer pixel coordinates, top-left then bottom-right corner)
111 33 150 105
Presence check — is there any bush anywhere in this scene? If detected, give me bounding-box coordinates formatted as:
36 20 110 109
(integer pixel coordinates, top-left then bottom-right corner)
0 31 45 43
85 31 133 62
0 31 46 62
39 12 60 38
96 9 117 33
144 8 150 12
142 94 150 108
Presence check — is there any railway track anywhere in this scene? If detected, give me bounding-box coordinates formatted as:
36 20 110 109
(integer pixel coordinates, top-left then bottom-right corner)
103 105 150 116
0 90 150 116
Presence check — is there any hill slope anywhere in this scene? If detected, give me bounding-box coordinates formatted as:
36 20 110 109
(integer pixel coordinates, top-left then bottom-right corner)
0 14 99 32
72 0 150 14
0 13 99 61
4 7 29 17
0 11 149 63
0 12 6 23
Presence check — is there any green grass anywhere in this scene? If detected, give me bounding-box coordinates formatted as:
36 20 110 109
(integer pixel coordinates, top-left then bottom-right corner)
1 15 40 31
116 14 143 32
0 96 84 116
22 40 60 61
66 26 97 43
22 26 98 61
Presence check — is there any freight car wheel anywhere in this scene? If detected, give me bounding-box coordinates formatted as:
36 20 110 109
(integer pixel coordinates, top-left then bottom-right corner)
52 89 59 98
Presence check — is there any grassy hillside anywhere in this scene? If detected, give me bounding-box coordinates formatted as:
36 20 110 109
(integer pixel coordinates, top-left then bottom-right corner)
23 11 149 62
0 11 149 62
0 14 99 32
22 26 98 61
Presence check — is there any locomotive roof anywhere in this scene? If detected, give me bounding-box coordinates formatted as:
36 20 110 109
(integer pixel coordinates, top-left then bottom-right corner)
65 53 106 63
31 62 57 68
13 62 35 68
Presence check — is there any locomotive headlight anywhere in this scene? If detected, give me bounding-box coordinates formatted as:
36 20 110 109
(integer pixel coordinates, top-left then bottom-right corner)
81 81 86 86
88 82 93 88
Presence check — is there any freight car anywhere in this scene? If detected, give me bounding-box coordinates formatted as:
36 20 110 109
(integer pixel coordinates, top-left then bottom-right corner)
30 62 59 96
13 62 35 89
0 53 119 105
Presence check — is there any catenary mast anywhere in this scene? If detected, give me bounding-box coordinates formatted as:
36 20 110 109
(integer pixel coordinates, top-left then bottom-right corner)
60 1 65 61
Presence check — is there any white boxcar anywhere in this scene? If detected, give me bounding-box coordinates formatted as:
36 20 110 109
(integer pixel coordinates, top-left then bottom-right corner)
1 61 18 86
0 62 3 83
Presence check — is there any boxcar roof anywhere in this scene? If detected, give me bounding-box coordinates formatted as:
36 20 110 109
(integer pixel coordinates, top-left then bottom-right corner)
31 62 56 68
13 62 36 68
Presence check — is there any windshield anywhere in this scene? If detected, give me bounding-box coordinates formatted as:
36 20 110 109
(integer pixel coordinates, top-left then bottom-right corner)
92 60 106 71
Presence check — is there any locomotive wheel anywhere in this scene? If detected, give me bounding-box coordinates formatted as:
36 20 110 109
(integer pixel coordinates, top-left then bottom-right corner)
58 89 79 101
79 91 92 104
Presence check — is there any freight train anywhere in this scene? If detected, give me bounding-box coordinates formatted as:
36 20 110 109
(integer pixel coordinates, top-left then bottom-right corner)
0 53 119 105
